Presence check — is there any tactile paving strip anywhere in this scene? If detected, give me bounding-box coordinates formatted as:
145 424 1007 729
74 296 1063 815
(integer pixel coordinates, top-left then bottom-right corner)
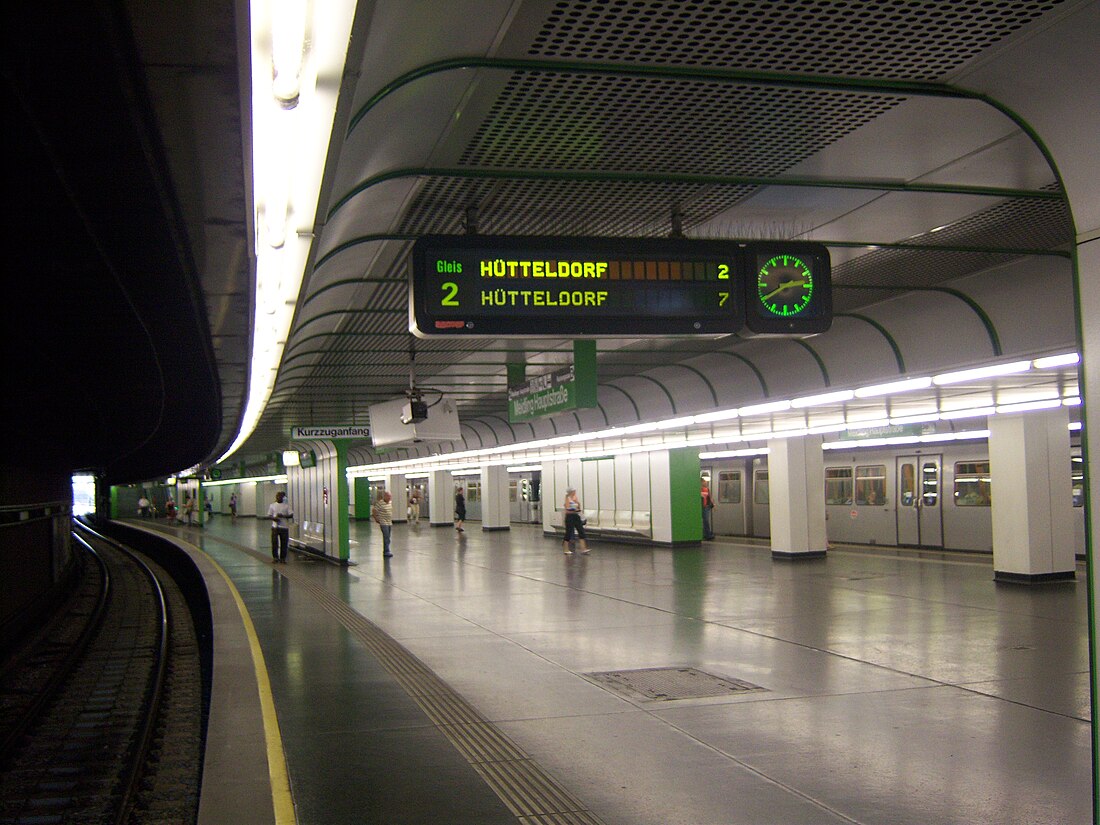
272 560 607 824
585 667 766 701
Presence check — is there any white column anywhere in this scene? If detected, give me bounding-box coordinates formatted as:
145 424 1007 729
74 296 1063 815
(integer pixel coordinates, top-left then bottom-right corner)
480 465 510 531
428 470 452 526
767 434 827 559
384 473 407 523
988 408 1075 582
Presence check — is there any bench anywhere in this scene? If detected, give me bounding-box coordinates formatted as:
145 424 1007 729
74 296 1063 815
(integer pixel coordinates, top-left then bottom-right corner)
551 509 653 542
290 519 327 555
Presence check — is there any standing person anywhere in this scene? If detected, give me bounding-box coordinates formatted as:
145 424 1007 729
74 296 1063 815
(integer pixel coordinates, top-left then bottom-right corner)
454 487 466 533
562 487 589 555
408 490 420 525
701 479 716 540
137 494 151 518
205 495 214 518
229 492 238 521
372 491 394 558
183 495 196 526
268 491 293 563
165 497 177 522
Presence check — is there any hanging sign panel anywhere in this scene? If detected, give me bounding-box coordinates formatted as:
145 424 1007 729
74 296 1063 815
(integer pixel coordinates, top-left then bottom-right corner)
409 235 830 338
411 235 743 337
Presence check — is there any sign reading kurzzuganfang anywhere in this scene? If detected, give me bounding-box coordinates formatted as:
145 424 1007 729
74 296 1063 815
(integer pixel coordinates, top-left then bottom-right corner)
290 426 371 440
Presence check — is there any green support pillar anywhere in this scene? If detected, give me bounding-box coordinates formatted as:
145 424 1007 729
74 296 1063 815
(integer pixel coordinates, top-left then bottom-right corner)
354 477 373 526
669 447 703 543
573 339 598 408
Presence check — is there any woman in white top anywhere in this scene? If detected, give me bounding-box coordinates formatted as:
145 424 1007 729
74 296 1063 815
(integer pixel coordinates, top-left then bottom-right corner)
562 487 589 555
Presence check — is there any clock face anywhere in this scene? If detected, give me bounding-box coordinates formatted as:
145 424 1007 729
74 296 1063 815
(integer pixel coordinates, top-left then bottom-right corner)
756 254 814 316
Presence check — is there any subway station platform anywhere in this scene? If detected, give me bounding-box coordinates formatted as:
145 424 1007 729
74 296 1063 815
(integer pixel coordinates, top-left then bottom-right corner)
154 515 1091 825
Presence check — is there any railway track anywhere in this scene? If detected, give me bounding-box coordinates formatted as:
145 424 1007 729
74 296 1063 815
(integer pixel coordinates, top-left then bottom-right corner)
0 521 203 824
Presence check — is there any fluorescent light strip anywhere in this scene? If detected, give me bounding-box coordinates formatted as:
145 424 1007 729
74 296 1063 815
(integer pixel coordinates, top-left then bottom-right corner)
854 376 933 398
995 398 1063 414
204 473 287 487
940 406 995 420
699 448 769 459
932 360 1031 385
1034 352 1080 369
792 389 855 408
342 354 1074 479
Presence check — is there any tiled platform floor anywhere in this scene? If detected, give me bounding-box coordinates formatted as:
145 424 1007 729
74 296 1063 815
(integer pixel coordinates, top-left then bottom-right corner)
188 515 1091 825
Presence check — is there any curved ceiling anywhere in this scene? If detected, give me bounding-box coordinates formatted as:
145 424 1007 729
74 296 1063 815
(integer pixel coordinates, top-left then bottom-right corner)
3 1 1092 485
233 0 1079 466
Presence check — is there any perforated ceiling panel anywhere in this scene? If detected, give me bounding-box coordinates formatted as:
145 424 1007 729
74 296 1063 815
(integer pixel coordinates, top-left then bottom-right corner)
528 0 1065 80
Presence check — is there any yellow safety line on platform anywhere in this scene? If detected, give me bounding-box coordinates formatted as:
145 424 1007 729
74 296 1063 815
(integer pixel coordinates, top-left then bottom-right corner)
207 554 297 825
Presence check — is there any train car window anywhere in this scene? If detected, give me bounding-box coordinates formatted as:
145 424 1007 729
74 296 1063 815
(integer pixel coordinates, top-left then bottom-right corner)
854 465 886 505
509 481 518 502
754 471 770 505
899 463 916 507
467 481 482 503
824 467 853 505
953 462 990 506
921 462 940 507
1073 458 1084 507
717 471 741 504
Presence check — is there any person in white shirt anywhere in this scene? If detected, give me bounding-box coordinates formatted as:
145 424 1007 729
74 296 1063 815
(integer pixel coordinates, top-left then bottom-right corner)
268 491 293 563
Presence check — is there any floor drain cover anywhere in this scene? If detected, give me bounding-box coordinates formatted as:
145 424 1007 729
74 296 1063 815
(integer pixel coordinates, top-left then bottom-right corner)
585 667 766 701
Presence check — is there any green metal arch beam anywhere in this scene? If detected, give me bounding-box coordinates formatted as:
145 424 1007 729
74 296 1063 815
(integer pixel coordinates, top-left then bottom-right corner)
460 422 484 450
599 383 640 421
313 233 418 273
302 277 407 309
290 307 404 337
348 56 983 138
790 339 831 387
307 233 1069 281
661 364 719 407
329 166 1056 222
480 414 517 444
617 374 678 415
836 284 1002 357
834 313 906 373
711 351 768 397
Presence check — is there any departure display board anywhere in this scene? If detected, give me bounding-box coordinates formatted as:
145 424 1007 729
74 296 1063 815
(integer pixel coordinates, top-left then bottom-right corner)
409 235 830 338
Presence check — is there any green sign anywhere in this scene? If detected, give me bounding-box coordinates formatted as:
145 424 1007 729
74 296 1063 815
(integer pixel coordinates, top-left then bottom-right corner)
508 340 597 423
840 423 933 440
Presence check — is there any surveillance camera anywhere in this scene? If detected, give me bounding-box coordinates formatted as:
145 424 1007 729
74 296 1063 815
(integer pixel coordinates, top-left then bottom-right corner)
401 400 428 424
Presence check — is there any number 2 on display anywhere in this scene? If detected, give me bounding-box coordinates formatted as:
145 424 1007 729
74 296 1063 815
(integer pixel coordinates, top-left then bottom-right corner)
441 281 459 306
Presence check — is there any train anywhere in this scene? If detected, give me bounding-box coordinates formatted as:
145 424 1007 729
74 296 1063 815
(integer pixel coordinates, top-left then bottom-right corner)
506 439 1084 556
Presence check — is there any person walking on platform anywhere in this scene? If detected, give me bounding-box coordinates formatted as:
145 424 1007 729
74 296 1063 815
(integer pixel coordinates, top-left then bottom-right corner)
137 494 151 518
372 491 394 557
562 487 589 555
183 495 196 526
165 497 177 522
229 492 238 521
408 490 421 525
268 491 293 563
454 487 466 532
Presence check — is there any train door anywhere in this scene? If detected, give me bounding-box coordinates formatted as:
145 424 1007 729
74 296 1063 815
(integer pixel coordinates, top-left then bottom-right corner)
751 465 770 538
896 454 943 547
712 467 747 535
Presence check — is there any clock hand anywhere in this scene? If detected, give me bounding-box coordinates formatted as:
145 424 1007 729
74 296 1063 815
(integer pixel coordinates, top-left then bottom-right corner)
761 279 808 301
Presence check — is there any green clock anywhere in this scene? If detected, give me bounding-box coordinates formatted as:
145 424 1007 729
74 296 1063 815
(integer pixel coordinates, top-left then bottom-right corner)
742 243 832 336
757 254 814 316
